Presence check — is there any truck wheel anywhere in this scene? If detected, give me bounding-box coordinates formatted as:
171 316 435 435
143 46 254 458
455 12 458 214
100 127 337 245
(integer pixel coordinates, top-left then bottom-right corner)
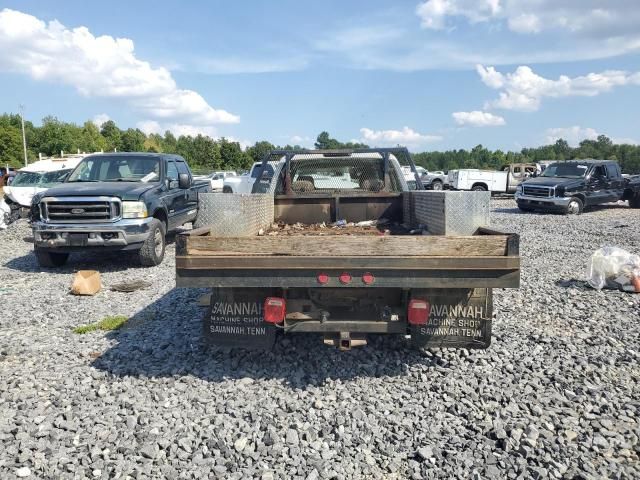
630 194 640 208
472 184 487 191
431 180 443 190
566 197 583 215
35 250 69 268
138 218 166 266
222 186 233 193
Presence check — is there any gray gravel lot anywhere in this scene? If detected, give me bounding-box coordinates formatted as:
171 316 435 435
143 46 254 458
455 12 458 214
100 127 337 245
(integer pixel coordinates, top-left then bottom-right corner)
0 199 639 479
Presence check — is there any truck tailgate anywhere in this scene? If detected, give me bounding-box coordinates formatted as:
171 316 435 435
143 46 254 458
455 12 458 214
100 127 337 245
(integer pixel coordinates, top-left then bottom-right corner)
176 227 519 289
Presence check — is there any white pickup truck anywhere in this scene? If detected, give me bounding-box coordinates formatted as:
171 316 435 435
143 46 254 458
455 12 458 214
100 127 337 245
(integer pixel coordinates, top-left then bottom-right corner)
222 162 278 193
448 163 538 193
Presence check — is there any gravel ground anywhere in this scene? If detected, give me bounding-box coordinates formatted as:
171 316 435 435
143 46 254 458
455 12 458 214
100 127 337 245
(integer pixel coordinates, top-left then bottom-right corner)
0 199 639 479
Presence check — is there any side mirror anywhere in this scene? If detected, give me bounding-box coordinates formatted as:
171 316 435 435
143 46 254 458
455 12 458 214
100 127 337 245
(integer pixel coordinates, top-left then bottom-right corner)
178 173 191 189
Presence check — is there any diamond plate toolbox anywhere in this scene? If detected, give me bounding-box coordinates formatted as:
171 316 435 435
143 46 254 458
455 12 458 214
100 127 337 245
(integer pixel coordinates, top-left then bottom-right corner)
409 191 490 235
194 193 274 236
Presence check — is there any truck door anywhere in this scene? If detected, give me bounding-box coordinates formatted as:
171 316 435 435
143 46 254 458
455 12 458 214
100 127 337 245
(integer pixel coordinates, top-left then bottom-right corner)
586 165 609 206
165 160 186 230
606 163 624 202
176 160 198 223
507 165 523 193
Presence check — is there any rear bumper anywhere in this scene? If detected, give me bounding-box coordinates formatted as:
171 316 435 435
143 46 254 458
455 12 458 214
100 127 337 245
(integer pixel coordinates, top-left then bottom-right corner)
515 193 571 210
32 218 153 250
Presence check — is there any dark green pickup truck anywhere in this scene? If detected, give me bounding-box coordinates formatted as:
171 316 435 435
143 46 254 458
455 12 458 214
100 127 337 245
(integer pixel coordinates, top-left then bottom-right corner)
31 152 210 267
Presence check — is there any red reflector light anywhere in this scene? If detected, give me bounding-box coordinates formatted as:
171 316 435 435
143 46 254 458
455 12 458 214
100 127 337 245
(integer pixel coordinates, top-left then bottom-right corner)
408 299 430 325
362 272 375 285
339 272 352 285
264 297 286 324
317 273 330 285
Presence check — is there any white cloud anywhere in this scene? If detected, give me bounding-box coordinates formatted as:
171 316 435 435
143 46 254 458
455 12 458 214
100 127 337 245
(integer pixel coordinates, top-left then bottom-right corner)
478 65 640 111
545 126 599 147
416 0 501 30
359 127 442 147
196 56 309 74
545 126 638 147
416 1 640 38
92 113 110 128
508 13 541 34
0 8 239 129
452 111 505 127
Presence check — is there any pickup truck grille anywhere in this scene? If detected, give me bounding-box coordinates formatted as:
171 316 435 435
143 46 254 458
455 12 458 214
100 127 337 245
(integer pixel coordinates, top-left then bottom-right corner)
523 186 553 197
40 196 121 223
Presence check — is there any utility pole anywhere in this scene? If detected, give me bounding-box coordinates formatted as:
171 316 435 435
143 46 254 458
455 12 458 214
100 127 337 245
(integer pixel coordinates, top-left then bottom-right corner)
19 104 28 167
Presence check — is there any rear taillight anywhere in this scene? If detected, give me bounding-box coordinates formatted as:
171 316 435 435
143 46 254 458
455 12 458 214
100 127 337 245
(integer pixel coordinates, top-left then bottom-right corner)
339 273 352 285
408 299 430 325
362 272 375 285
317 273 330 285
264 297 286 324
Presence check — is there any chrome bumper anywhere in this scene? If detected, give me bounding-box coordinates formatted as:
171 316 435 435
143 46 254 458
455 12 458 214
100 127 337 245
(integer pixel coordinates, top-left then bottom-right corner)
32 218 153 248
515 193 572 207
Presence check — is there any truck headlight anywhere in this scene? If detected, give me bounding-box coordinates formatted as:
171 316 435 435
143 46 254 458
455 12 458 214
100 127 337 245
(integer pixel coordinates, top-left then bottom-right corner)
122 201 148 219
515 185 523 194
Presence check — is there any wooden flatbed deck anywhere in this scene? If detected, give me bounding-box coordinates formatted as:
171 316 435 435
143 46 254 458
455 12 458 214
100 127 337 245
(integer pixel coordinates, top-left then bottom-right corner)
175 227 520 289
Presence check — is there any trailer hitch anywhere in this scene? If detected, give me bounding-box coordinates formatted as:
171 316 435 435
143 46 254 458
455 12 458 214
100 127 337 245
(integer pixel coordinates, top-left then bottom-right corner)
323 332 367 351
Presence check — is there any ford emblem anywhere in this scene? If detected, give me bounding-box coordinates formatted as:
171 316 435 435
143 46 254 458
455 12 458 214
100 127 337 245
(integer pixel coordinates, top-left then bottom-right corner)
71 208 85 214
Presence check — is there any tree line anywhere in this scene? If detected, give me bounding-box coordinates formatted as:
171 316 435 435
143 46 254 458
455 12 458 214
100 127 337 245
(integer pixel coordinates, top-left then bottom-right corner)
1 114 639 174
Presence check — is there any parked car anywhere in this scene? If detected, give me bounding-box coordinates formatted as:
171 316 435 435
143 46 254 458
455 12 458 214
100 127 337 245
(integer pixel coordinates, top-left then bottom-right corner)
516 159 640 214
194 171 237 191
447 163 537 193
3 157 84 219
401 166 448 190
223 162 277 193
31 152 211 267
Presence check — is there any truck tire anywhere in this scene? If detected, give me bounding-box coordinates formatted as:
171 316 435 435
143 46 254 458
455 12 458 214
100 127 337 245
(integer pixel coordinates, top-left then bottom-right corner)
431 180 443 190
138 218 166 266
35 250 69 268
565 197 583 215
630 194 640 208
472 184 487 191
222 186 233 193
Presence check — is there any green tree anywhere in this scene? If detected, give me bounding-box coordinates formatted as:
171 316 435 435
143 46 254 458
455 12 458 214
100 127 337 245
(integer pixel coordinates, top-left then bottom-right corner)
121 128 146 152
0 123 24 166
79 121 107 153
100 120 123 152
246 141 276 163
314 131 368 150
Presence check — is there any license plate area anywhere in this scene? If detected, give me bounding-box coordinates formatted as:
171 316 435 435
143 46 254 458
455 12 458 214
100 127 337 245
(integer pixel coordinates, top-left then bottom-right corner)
68 233 89 246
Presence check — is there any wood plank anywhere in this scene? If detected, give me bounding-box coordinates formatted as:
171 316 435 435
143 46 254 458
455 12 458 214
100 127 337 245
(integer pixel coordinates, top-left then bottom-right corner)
185 235 508 257
176 255 519 270
175 269 520 289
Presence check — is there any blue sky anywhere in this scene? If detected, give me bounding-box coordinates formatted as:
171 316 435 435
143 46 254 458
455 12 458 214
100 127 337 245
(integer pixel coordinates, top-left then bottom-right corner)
0 0 639 151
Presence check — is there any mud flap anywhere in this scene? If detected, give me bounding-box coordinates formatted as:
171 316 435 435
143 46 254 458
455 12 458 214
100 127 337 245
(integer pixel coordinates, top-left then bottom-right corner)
203 288 276 350
410 288 493 349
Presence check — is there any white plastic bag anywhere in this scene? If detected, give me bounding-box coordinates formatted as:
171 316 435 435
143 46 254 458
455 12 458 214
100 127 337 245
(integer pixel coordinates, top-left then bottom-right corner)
0 198 10 230
586 247 640 291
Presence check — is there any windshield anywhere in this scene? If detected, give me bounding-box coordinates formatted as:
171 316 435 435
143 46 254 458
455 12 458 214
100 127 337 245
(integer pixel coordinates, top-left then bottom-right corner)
11 169 71 187
67 155 160 182
540 163 590 179
11 172 42 186
282 157 402 193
